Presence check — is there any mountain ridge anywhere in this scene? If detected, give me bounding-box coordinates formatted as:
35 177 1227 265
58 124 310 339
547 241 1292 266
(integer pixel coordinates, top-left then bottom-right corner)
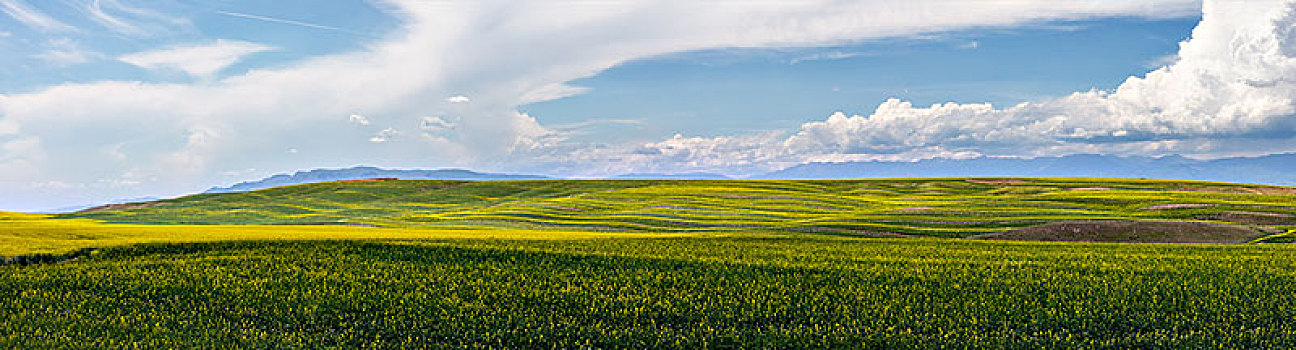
205 166 553 193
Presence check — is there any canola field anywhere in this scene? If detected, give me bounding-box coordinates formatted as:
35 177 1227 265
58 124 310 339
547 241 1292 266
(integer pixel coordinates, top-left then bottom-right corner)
70 178 1296 241
4 178 1296 347
3 236 1296 348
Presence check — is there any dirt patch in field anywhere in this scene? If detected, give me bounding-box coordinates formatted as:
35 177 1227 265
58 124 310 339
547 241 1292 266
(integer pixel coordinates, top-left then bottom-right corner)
968 220 1267 243
1195 211 1296 226
1174 186 1296 195
1252 187 1296 195
1141 203 1217 210
341 177 398 182
75 201 177 213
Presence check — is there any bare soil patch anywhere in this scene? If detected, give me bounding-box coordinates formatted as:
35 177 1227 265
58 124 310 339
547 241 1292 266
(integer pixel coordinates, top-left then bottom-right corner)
1141 203 1217 210
1195 211 1296 226
968 220 1267 243
1174 186 1296 195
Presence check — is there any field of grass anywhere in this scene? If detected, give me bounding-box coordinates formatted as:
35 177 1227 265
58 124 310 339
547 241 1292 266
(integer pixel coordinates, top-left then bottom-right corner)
4 178 1296 347
4 236 1296 348
0 214 688 258
70 178 1296 241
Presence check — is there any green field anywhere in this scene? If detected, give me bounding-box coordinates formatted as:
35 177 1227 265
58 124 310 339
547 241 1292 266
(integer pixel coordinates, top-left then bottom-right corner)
5 178 1296 347
68 178 1296 241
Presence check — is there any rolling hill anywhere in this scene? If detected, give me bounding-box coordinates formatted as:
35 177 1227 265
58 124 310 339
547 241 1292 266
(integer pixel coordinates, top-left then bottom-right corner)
8 178 1296 347
70 178 1296 243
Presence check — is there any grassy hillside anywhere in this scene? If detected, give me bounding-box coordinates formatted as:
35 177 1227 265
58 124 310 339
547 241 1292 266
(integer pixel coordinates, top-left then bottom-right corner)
5 178 1296 347
5 236 1296 348
0 213 688 258
70 178 1296 241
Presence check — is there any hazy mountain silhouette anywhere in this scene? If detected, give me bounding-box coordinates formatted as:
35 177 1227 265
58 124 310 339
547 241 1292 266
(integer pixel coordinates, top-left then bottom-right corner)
205 166 553 193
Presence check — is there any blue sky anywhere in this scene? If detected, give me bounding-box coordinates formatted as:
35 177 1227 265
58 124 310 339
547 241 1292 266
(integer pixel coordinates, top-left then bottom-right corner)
0 0 398 92
524 18 1198 142
3 0 1296 211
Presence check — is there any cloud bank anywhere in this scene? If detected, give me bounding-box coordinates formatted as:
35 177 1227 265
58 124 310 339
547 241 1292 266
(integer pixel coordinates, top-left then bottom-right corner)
595 0 1296 175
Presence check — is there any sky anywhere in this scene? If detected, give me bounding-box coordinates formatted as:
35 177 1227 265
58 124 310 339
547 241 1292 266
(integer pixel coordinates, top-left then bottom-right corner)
2 0 1295 211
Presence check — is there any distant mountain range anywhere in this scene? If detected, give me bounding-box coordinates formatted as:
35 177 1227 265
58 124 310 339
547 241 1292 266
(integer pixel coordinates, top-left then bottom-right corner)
205 167 553 193
189 153 1296 195
39 154 1296 213
754 153 1296 185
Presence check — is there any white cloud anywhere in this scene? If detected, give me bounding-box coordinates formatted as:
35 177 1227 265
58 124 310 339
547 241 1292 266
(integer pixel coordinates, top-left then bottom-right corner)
446 95 470 103
1144 53 1179 68
215 10 365 37
0 31 11 37
85 0 143 35
785 0 1296 155
83 0 189 36
369 128 399 143
0 0 1205 210
788 51 867 65
118 39 276 79
348 114 371 125
0 0 75 32
597 0 1296 175
420 116 454 131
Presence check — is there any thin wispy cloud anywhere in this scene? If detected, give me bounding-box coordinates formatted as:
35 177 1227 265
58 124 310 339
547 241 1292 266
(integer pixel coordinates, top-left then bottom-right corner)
214 10 374 38
787 51 869 65
0 0 75 32
118 39 276 79
33 38 102 65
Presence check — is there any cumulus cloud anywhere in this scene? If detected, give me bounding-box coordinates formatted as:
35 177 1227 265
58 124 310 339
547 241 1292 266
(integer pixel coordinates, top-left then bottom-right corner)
603 0 1296 175
420 116 454 131
348 114 370 125
370 128 399 143
118 39 276 79
0 0 1206 210
446 95 470 103
791 0 1296 153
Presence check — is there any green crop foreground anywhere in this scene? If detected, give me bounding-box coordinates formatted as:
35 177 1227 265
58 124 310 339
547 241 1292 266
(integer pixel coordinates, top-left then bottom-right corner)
3 236 1296 348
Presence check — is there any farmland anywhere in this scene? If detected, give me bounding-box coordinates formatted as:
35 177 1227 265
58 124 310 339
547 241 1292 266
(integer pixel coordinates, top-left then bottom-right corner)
71 178 1296 242
4 178 1296 347
4 236 1296 348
